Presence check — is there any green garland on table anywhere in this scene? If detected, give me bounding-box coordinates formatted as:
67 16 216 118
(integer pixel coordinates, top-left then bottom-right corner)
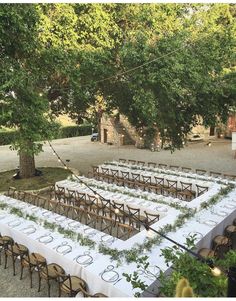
74 176 187 212
103 161 233 186
0 202 96 248
200 184 235 210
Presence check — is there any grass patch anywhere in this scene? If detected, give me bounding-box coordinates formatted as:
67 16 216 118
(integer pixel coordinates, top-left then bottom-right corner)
0 167 72 193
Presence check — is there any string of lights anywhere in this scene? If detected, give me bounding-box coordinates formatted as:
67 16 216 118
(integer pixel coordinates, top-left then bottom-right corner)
43 41 190 94
47 140 221 277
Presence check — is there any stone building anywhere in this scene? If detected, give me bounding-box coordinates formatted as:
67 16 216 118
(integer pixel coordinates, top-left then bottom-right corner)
100 112 222 147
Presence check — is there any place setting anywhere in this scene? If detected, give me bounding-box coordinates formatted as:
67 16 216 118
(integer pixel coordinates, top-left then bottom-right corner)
7 219 22 228
137 265 161 281
53 241 73 255
36 232 54 244
73 251 94 266
20 224 37 235
183 231 204 241
99 265 122 285
100 233 116 246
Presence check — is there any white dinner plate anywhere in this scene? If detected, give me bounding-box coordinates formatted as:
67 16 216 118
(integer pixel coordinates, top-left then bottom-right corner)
8 219 21 227
101 234 115 244
224 203 236 209
56 244 72 255
214 210 228 217
55 216 67 222
202 220 217 227
22 226 37 235
101 271 119 283
38 235 53 244
75 254 93 265
84 227 97 236
42 211 52 218
155 206 168 212
68 221 80 228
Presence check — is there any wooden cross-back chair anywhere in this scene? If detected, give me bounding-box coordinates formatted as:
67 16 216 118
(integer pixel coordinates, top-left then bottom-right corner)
144 211 160 226
181 166 192 173
164 179 178 198
128 159 136 165
158 163 167 169
196 184 209 197
147 162 157 168
178 181 195 201
195 168 207 175
126 205 146 232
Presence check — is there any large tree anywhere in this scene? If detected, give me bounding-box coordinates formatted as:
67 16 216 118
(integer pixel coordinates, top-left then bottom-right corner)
0 4 81 178
98 4 236 149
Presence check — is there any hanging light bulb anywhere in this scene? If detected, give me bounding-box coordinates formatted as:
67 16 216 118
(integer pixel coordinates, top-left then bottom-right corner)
64 166 68 170
211 266 221 277
53 152 56 156
115 208 120 214
58 158 61 163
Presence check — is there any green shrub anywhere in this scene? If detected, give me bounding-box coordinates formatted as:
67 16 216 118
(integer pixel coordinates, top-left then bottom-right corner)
57 124 92 138
0 124 93 145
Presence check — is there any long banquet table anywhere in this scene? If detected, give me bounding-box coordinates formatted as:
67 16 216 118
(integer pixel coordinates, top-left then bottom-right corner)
1 187 236 297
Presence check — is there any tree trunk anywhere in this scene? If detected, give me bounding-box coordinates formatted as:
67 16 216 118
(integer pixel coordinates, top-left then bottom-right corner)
19 149 35 178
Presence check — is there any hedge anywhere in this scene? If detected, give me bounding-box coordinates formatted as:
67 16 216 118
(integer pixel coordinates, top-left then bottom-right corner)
0 124 93 146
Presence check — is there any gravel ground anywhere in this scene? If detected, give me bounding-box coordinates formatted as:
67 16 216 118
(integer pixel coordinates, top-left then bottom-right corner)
0 136 235 176
0 257 59 297
0 136 236 297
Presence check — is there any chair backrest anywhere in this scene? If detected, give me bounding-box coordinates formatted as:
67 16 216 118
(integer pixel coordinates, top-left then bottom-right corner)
196 184 209 196
154 176 164 186
158 163 167 169
209 171 222 178
144 211 160 226
119 158 126 163
128 159 136 165
121 171 130 179
180 181 193 192
86 194 98 209
169 165 179 171
195 169 207 175
66 189 77 203
147 162 157 168
101 167 109 175
137 160 145 166
166 179 177 189
77 192 86 202
131 173 141 181
110 169 119 176
181 166 191 173
127 205 140 220
223 174 236 181
141 175 151 184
